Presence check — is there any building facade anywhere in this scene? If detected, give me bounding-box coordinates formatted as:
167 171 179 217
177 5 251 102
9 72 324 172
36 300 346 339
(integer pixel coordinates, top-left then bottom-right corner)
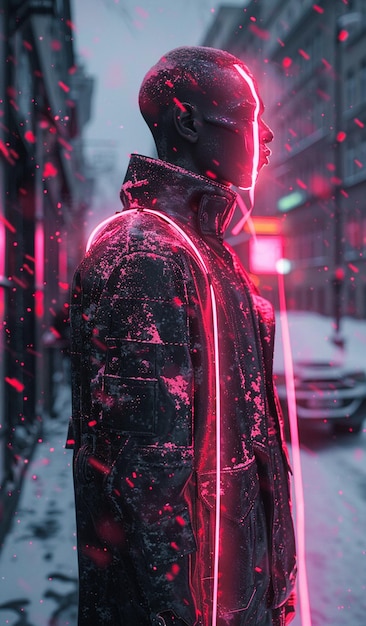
0 0 93 543
203 0 366 319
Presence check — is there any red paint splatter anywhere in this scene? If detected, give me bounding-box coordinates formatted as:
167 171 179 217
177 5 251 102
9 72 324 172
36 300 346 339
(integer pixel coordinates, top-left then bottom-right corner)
5 377 25 392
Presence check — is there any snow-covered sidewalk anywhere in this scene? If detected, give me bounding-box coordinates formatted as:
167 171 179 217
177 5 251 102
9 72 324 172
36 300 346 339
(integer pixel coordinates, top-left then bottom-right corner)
0 383 78 626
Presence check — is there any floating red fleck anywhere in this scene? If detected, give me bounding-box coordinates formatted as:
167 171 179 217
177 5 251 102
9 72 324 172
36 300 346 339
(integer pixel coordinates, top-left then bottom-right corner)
354 118 364 128
338 29 349 42
43 162 58 177
58 80 70 93
282 57 292 69
298 49 310 60
336 131 346 142
249 23 271 41
172 97 186 112
24 130 36 143
5 377 25 392
313 4 324 13
296 178 307 190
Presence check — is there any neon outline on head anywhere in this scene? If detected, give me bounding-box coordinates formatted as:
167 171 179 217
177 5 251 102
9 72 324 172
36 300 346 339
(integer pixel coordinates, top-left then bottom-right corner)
233 64 260 196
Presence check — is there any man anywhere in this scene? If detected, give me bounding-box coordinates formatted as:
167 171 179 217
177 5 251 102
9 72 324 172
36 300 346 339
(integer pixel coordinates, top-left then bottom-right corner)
67 46 297 626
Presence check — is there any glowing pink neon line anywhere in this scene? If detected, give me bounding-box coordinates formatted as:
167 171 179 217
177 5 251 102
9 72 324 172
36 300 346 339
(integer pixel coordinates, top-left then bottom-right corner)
87 210 222 625
86 212 129 252
277 271 312 626
233 64 260 204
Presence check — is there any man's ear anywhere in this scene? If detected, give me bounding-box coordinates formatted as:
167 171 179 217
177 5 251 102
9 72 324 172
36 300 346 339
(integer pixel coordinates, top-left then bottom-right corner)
173 102 199 143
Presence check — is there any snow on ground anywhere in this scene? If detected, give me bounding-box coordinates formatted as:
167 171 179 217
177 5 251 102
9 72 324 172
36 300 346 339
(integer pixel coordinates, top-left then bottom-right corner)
0 383 78 626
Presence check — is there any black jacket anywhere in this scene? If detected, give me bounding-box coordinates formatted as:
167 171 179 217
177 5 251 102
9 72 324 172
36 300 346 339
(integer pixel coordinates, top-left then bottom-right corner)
68 154 296 625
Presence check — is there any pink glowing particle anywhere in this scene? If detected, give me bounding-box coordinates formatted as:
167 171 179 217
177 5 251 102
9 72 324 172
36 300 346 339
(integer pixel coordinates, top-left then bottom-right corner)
299 49 310 60
24 130 36 143
336 131 347 142
58 80 70 93
5 377 25 392
313 4 324 13
43 162 58 178
338 29 349 42
282 57 292 69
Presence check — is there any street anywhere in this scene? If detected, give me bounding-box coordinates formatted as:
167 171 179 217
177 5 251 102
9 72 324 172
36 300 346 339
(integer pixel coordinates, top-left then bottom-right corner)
0 391 365 625
290 421 366 626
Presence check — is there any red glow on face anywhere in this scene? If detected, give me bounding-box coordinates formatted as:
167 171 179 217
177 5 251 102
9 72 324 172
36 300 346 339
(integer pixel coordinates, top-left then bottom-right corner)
5 377 25 392
233 64 261 192
43 162 58 178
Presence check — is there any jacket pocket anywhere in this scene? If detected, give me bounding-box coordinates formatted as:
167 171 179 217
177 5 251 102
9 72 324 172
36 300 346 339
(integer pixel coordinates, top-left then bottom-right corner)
197 463 270 615
101 374 158 436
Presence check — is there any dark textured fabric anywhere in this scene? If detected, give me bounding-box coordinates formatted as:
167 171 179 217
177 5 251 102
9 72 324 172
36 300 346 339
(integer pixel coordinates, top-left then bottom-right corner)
68 155 296 625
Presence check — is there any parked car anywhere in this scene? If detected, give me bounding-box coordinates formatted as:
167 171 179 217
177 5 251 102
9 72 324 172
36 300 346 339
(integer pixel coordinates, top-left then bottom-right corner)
273 312 366 435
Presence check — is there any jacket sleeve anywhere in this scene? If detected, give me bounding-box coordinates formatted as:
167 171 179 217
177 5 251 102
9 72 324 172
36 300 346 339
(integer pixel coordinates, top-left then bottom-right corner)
77 250 198 623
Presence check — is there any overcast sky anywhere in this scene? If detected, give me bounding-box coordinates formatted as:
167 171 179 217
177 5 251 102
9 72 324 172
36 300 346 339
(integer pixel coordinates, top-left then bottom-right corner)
71 0 243 183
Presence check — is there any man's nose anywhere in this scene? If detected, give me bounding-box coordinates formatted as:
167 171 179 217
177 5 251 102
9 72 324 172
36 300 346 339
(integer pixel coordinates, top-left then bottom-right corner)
260 120 273 144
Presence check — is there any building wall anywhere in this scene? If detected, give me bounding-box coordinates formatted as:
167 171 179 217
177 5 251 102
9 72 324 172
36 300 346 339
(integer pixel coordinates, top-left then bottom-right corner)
202 0 366 319
0 0 93 545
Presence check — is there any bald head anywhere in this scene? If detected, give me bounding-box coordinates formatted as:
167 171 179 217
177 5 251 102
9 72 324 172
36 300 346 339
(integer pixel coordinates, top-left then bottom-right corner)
138 46 272 188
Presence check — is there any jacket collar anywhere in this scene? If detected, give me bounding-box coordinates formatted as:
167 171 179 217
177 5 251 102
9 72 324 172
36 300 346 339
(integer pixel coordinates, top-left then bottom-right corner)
120 154 237 243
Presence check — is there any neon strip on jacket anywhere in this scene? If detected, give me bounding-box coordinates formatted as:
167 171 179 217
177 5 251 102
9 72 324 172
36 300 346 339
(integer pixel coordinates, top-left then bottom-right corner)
86 209 222 626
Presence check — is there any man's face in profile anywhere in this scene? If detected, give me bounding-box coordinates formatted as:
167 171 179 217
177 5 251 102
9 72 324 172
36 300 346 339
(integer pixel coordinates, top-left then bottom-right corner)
200 64 273 189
